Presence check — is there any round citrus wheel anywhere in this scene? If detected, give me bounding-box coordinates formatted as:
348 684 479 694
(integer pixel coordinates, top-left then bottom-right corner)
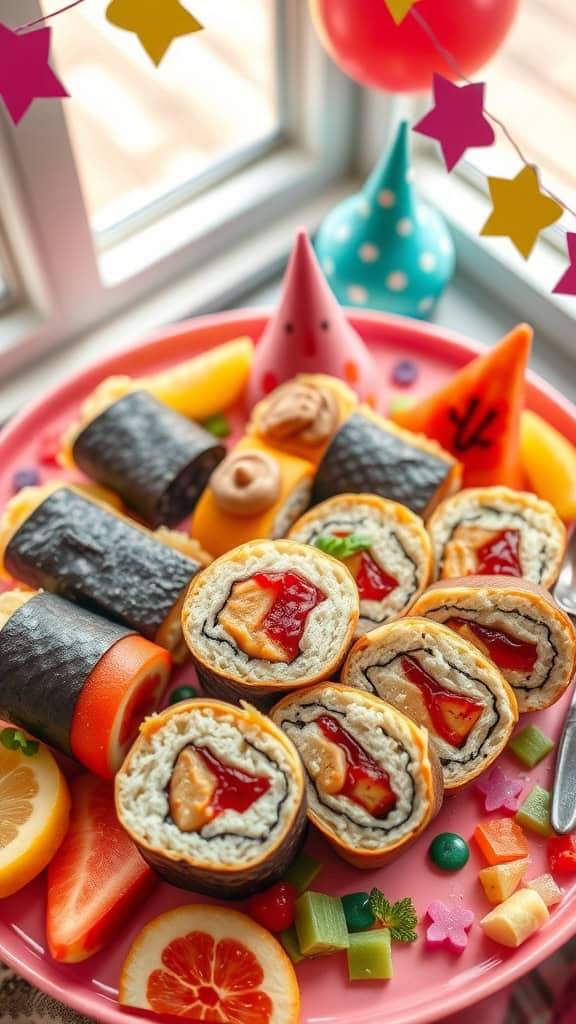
119 904 300 1023
0 735 70 898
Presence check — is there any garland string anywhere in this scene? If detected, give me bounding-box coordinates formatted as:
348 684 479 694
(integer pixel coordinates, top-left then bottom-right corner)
16 0 87 34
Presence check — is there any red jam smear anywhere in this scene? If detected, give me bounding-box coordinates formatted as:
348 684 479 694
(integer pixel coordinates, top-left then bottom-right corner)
333 531 398 602
196 747 270 817
316 714 397 818
252 571 326 661
446 618 538 673
475 529 522 577
401 656 484 748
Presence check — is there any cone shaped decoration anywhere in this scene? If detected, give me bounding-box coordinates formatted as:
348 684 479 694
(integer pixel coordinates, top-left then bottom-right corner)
392 323 532 488
247 229 379 408
315 121 455 320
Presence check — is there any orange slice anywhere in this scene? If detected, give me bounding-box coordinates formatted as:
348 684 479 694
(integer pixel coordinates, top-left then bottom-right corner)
0 736 70 898
119 904 300 1023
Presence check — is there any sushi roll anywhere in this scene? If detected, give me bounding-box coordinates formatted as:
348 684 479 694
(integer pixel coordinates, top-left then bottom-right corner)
115 699 307 898
287 494 432 635
312 407 461 518
411 576 576 713
428 486 566 587
0 485 203 659
247 373 358 464
190 438 315 559
270 684 442 869
182 539 359 707
343 618 518 789
66 390 226 528
0 590 171 778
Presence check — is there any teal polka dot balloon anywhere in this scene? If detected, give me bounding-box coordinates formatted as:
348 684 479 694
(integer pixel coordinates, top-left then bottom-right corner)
315 121 455 319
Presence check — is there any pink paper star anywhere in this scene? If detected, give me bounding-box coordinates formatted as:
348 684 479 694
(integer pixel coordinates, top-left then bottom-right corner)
0 24 68 125
413 73 495 172
475 765 524 814
426 900 474 954
553 233 576 296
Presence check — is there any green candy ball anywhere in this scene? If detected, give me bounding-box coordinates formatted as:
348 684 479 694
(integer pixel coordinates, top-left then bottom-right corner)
429 832 470 872
341 892 376 933
169 685 199 705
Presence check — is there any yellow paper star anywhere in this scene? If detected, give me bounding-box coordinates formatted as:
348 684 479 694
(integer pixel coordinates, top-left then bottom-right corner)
384 0 420 25
106 0 203 67
481 166 563 260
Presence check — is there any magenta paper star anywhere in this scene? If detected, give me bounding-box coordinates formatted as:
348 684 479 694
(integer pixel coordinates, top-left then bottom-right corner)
553 233 576 296
426 900 474 954
0 24 68 125
414 73 495 172
475 765 524 813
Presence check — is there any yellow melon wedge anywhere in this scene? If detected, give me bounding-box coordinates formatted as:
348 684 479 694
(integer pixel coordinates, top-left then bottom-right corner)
141 336 254 419
480 888 549 948
521 410 576 520
479 858 528 905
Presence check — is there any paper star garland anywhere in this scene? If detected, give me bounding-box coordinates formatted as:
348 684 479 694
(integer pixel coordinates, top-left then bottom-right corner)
106 0 203 67
0 24 68 124
481 166 563 260
553 233 576 296
414 74 494 172
383 0 421 26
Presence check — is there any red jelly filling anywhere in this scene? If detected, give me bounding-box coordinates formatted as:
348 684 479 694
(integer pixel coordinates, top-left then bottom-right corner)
401 656 484 748
253 571 326 661
196 747 270 816
332 531 398 602
446 618 538 673
316 714 397 818
475 529 522 577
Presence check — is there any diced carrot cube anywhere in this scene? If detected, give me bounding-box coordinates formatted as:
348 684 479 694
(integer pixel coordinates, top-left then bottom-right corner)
473 819 529 865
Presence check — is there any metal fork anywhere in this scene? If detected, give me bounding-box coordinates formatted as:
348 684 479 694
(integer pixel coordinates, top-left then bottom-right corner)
550 529 576 833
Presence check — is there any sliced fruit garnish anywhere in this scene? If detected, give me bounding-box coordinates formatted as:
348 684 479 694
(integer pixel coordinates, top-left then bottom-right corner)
142 337 254 419
119 904 300 1023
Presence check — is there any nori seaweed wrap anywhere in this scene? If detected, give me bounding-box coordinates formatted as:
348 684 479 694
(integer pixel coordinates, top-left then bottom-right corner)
71 390 226 527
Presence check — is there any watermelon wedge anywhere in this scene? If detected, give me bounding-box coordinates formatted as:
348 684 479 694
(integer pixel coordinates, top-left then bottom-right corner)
46 774 155 963
392 324 532 488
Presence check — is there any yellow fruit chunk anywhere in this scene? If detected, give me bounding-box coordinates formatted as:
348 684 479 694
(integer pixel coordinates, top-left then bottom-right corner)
479 858 528 904
0 738 70 898
521 411 576 521
141 336 254 419
526 874 563 908
480 888 549 948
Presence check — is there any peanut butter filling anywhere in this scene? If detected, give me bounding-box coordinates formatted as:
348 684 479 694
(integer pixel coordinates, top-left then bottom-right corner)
210 450 282 517
169 747 217 832
300 734 347 795
259 382 338 446
218 578 289 662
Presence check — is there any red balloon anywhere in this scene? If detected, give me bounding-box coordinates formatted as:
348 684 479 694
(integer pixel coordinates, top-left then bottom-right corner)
309 0 519 93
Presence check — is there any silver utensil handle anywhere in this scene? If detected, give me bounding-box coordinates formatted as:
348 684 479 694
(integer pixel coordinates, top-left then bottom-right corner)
551 702 576 834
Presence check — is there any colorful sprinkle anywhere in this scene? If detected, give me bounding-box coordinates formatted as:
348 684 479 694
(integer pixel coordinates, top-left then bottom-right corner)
38 429 63 466
168 685 198 705
426 900 474 953
391 359 419 387
475 765 524 814
429 832 470 872
341 892 376 933
12 467 41 492
343 360 359 384
262 371 278 395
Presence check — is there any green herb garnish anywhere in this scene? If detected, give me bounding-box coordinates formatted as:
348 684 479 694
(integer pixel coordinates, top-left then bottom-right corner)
314 533 373 560
201 413 231 438
368 889 418 943
0 727 39 757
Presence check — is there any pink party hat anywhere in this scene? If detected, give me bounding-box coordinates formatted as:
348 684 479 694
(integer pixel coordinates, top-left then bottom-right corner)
246 229 379 408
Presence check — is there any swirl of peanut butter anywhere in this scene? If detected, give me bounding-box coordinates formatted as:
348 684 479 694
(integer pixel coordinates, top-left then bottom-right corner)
260 382 338 446
210 450 282 517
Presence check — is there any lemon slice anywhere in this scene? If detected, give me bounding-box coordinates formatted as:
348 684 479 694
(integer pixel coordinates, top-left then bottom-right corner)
142 336 254 419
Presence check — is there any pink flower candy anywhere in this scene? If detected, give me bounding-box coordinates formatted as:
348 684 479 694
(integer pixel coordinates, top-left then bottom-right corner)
426 900 474 954
475 765 524 813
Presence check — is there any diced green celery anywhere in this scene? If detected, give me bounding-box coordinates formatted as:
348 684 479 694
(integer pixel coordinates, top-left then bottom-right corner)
508 725 555 768
294 891 350 956
283 851 321 894
515 785 553 837
279 925 305 965
347 929 393 981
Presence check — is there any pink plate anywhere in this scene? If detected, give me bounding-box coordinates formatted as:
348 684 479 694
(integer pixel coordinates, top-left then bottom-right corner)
1 309 575 1024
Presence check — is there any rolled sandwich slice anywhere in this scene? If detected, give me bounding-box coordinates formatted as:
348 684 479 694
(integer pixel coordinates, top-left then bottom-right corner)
115 699 307 898
270 684 442 869
0 485 204 659
288 494 432 635
411 576 576 713
343 618 518 789
427 486 566 588
182 539 359 707
0 591 170 778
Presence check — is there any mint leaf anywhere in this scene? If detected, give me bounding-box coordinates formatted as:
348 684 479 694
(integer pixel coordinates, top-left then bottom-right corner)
0 727 39 756
314 533 373 560
369 888 418 943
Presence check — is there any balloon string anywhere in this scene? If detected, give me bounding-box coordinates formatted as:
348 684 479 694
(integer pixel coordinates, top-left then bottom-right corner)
16 0 87 33
411 8 576 223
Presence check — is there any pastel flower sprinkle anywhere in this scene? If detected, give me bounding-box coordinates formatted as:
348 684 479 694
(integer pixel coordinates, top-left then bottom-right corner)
426 900 474 953
12 467 41 492
475 765 524 814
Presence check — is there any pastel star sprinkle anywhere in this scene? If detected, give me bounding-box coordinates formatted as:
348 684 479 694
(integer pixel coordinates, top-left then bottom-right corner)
553 232 576 296
384 0 420 25
476 766 524 814
426 900 474 954
413 74 495 172
0 24 68 125
481 166 563 260
106 0 203 67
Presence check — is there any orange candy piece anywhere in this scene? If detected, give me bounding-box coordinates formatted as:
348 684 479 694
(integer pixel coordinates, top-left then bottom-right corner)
474 818 529 865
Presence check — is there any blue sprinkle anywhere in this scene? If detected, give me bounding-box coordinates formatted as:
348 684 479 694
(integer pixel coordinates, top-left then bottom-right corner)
391 359 419 388
12 467 41 492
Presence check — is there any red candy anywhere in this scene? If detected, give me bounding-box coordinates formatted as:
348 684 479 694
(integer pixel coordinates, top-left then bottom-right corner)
248 881 297 933
548 835 576 876
475 529 522 577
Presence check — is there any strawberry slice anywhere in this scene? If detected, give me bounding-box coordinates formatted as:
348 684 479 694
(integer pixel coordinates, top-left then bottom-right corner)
46 774 155 963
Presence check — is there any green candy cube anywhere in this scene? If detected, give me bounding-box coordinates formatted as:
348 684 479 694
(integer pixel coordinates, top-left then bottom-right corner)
294 892 350 957
283 851 321 894
347 929 393 981
508 725 555 768
279 925 305 965
515 785 553 837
